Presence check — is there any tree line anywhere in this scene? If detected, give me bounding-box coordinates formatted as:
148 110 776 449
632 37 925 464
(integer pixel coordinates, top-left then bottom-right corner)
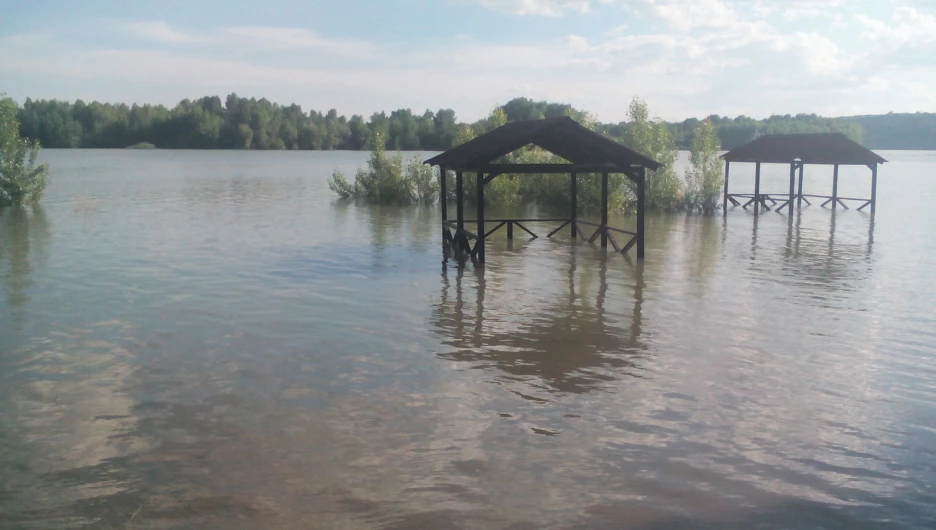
12 94 936 151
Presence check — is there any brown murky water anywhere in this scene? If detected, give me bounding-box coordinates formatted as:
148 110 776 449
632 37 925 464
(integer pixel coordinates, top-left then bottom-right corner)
1 149 935 529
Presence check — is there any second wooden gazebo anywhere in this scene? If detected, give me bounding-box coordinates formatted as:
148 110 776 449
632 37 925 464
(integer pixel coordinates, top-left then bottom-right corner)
721 132 887 215
425 117 661 262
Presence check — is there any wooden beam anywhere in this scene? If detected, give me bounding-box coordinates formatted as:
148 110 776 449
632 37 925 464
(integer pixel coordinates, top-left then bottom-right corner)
588 227 602 243
600 172 609 248
440 166 448 247
754 162 761 216
622 235 638 254
723 160 730 214
547 220 571 238
785 162 795 215
570 172 577 238
475 171 485 263
482 172 501 185
832 164 839 210
455 171 464 230
637 168 646 259
797 163 805 209
870 163 878 216
607 230 621 252
507 220 513 240
470 164 641 179
484 221 507 238
513 221 538 239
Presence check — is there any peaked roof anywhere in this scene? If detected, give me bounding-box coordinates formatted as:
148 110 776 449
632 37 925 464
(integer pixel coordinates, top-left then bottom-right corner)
425 116 661 171
721 133 887 166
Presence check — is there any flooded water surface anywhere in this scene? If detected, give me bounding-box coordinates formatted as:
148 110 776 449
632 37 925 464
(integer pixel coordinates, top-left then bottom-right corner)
1 149 935 528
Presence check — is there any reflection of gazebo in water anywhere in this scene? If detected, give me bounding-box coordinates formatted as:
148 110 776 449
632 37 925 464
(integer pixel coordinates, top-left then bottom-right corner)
425 117 661 262
722 133 887 216
431 256 646 396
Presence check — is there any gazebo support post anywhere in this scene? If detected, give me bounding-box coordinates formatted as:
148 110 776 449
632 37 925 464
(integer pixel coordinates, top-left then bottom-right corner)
455 171 464 230
570 172 577 238
600 172 609 249
870 163 878 216
786 162 796 214
475 171 485 263
832 164 839 210
723 161 730 214
637 168 646 259
797 164 805 208
440 166 449 245
754 162 762 215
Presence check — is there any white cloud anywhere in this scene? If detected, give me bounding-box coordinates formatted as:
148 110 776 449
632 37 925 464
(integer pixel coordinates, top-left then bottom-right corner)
222 27 374 57
641 0 739 32
855 6 936 45
467 0 593 16
121 20 208 43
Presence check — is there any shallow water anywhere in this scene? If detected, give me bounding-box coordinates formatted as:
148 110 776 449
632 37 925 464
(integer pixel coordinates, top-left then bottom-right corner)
1 149 935 529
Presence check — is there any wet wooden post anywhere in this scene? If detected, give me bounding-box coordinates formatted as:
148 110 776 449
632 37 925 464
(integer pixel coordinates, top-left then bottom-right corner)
439 166 448 243
476 171 485 263
870 163 878 216
637 168 646 259
570 172 577 238
507 220 513 240
787 162 796 215
455 171 464 230
797 163 805 209
601 171 611 248
753 162 762 215
832 164 839 210
722 161 730 214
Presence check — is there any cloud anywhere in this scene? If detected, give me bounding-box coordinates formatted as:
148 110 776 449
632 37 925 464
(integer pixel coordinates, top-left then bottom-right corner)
121 20 207 43
467 0 593 16
640 0 739 32
222 27 375 57
2 1 935 122
855 6 936 46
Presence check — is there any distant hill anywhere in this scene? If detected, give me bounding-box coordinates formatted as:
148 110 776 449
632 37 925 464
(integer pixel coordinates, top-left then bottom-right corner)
844 113 936 150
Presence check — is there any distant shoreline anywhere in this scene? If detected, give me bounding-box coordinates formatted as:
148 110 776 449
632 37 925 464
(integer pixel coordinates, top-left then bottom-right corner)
15 94 936 151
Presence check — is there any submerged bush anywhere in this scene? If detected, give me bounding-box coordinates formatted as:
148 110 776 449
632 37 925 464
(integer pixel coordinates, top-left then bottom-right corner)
684 120 724 214
329 133 439 204
621 98 682 211
1 97 48 207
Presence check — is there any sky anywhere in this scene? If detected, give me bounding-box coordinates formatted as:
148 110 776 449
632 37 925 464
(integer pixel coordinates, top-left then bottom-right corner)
1 0 934 122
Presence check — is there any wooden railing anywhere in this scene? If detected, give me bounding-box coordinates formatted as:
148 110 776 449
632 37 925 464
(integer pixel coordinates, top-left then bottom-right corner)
443 218 638 255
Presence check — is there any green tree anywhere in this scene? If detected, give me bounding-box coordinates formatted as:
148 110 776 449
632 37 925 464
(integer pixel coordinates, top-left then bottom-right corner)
684 120 724 214
622 98 681 210
1 97 48 207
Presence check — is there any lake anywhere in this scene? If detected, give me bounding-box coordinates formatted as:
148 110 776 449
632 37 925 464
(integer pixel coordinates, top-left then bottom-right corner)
1 149 935 529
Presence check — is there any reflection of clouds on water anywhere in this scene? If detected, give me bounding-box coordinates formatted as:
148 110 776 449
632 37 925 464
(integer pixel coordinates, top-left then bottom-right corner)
0 321 151 527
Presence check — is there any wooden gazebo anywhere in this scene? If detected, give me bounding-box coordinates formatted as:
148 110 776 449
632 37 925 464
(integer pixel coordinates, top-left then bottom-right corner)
425 117 661 262
721 133 886 215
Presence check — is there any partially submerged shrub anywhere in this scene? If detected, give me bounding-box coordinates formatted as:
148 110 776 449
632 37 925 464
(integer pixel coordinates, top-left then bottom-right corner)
684 120 724 214
1 97 48 207
329 133 439 204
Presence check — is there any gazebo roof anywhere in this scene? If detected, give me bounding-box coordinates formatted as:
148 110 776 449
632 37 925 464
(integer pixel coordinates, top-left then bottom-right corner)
721 132 887 166
425 116 661 172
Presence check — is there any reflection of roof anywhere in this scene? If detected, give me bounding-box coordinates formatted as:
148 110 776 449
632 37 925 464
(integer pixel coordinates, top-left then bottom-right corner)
425 117 662 171
721 133 887 166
